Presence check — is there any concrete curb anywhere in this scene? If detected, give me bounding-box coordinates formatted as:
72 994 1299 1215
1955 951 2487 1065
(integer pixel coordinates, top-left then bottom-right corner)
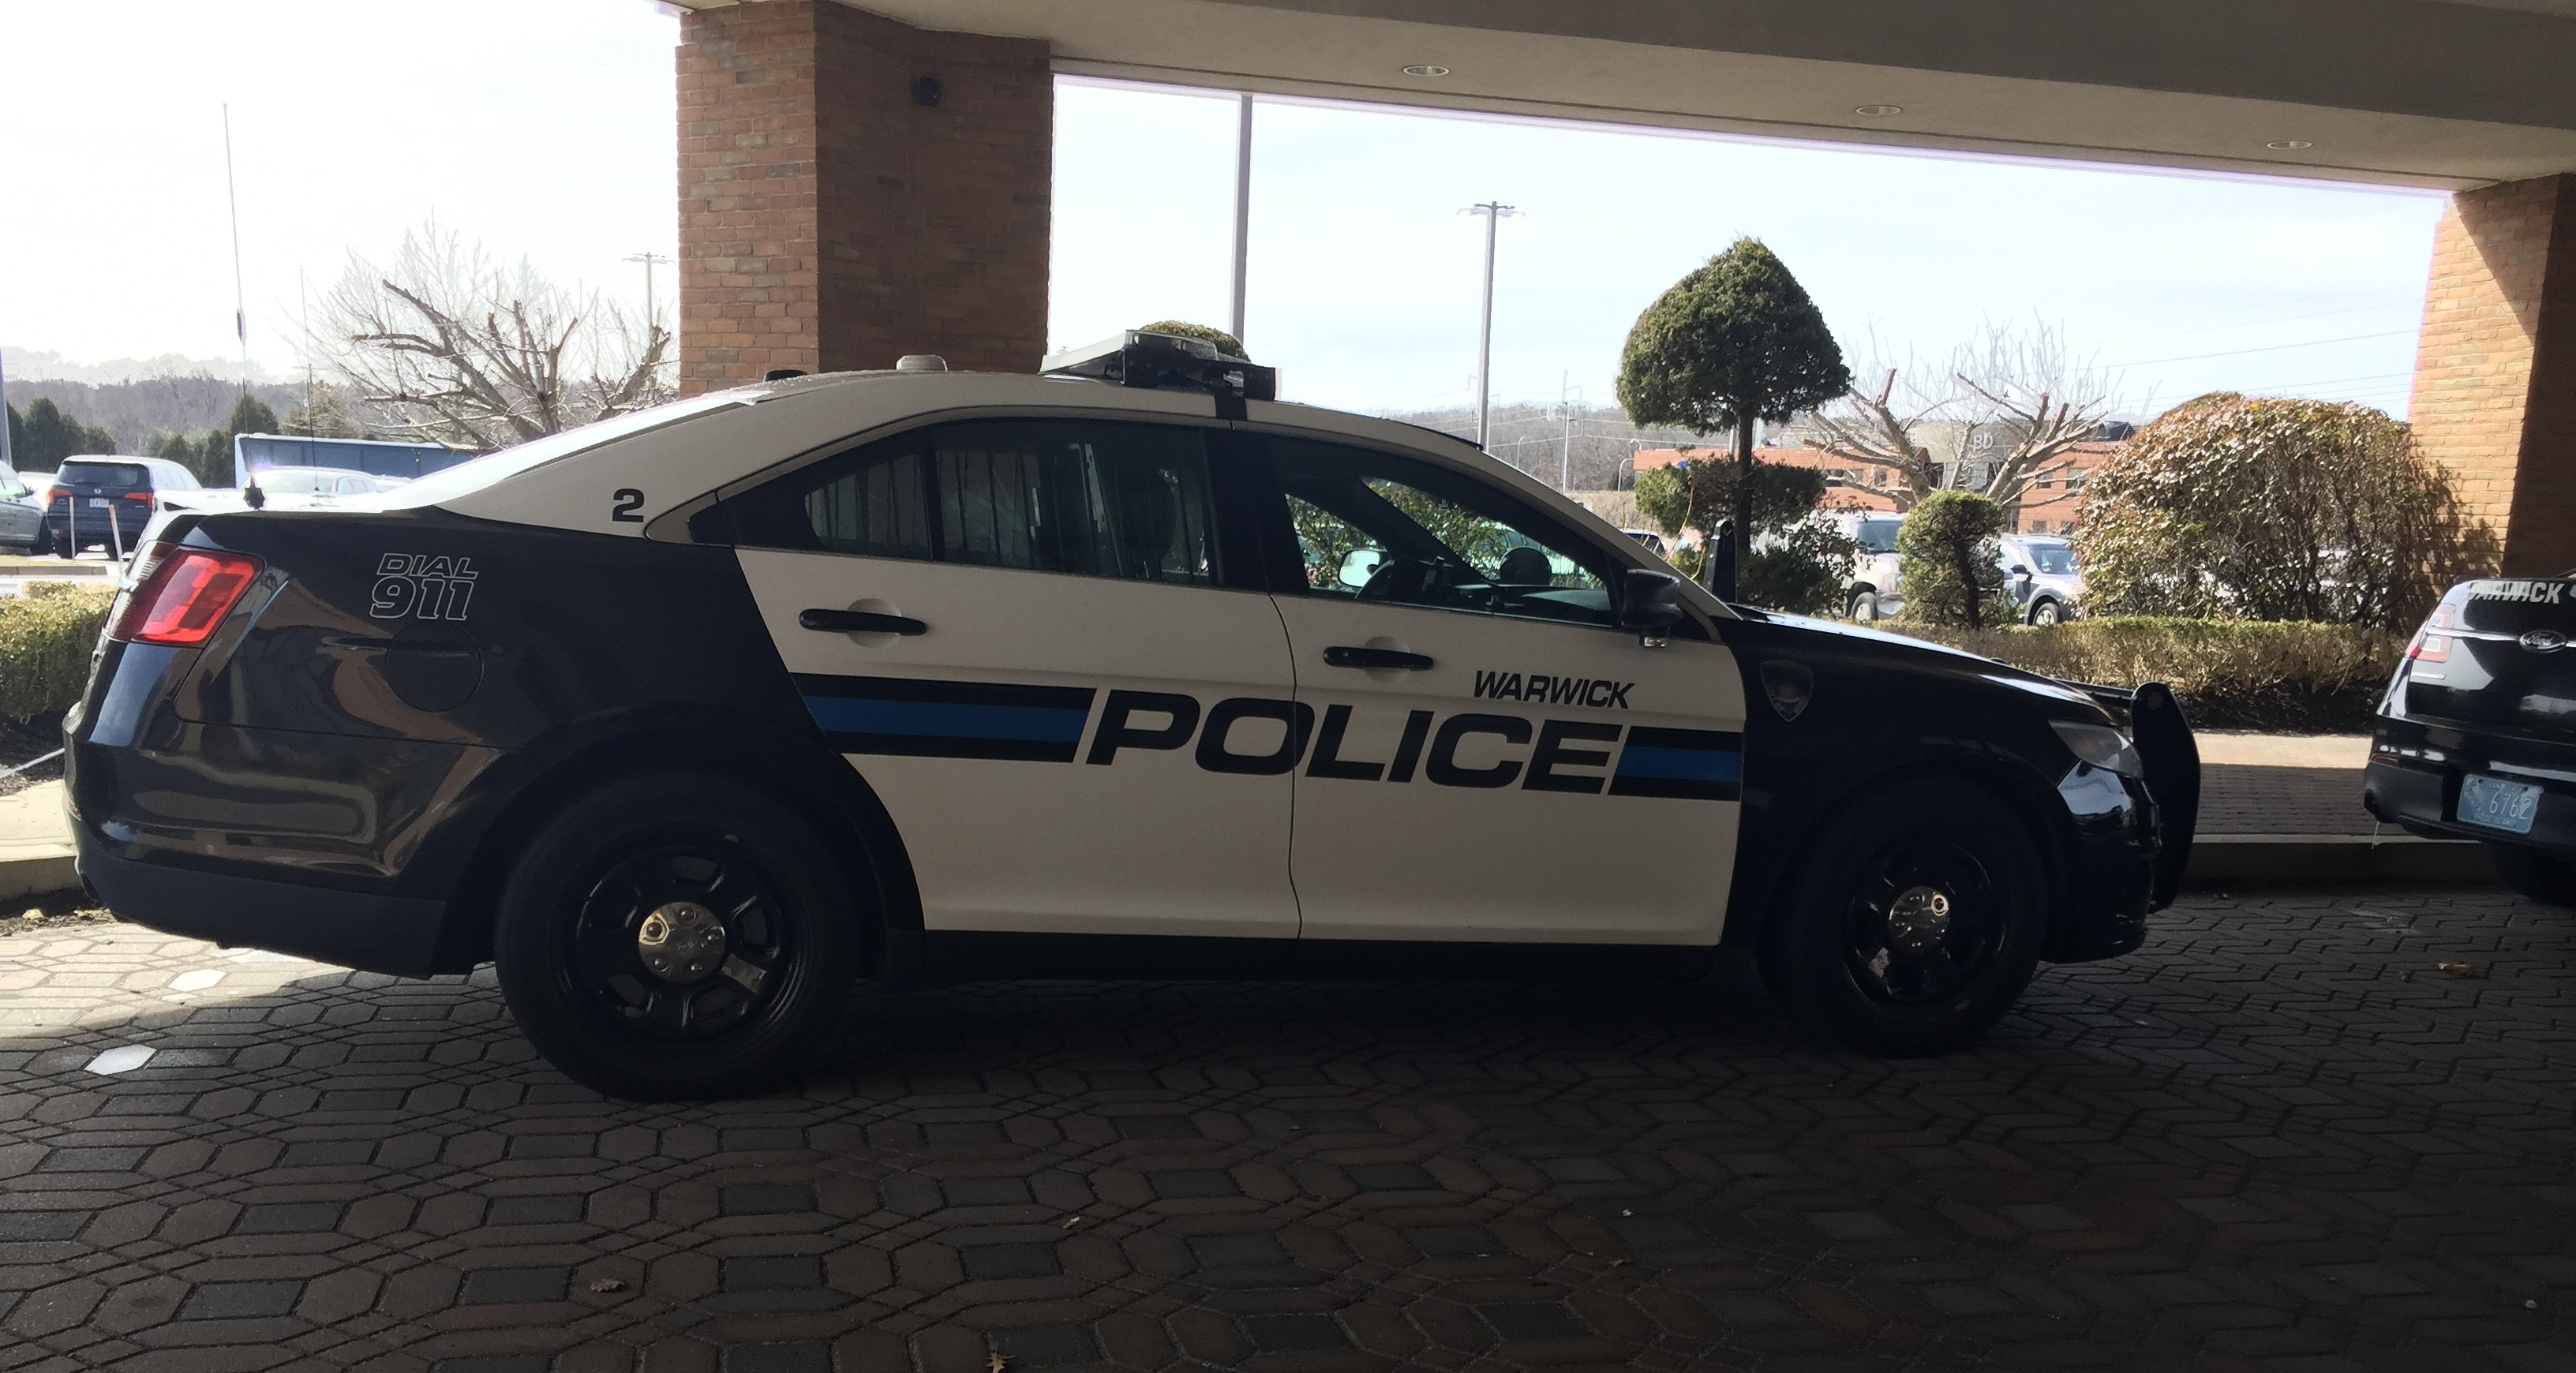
2185 834 2496 887
0 853 77 901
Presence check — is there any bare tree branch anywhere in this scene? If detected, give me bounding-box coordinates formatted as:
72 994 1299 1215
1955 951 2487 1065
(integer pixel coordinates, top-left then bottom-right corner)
304 219 673 451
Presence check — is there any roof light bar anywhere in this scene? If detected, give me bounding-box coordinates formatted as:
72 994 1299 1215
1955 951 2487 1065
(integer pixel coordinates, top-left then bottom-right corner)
1040 331 1276 402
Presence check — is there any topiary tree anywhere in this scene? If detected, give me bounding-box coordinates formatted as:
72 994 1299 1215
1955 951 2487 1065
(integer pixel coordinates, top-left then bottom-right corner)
1137 320 1248 361
1616 238 1851 578
2076 394 2472 627
1633 452 1858 614
1899 490 2011 629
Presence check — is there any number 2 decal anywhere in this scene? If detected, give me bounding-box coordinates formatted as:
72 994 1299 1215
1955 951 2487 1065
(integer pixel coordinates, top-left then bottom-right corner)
611 488 645 523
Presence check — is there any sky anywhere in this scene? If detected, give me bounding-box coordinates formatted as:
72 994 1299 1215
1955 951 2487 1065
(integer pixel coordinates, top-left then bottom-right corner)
1 0 2449 425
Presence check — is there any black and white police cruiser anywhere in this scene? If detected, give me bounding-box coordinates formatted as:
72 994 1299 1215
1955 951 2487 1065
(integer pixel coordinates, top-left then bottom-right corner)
66 332 2197 1098
2368 575 2576 903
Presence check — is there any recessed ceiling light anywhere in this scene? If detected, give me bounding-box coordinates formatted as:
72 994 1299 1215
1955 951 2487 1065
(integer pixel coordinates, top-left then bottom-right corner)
1402 64 1450 77
1854 104 1904 117
2266 140 2314 151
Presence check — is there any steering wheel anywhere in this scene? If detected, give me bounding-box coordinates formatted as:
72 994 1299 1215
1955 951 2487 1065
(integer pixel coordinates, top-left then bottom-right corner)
1358 556 1467 605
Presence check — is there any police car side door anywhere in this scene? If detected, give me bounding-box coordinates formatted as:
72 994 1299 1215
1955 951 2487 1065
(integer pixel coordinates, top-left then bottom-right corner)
1253 434 1747 945
717 415 1300 941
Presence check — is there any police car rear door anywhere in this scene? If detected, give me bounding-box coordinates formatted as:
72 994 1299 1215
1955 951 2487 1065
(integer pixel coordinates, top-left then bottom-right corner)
1252 432 1747 945
715 414 1300 940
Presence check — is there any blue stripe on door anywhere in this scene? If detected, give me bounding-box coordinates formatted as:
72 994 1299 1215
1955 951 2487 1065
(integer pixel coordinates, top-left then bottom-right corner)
793 674 1097 762
1608 727 1743 801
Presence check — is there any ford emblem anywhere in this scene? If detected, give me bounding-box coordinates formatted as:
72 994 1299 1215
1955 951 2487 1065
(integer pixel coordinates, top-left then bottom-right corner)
2522 630 2568 653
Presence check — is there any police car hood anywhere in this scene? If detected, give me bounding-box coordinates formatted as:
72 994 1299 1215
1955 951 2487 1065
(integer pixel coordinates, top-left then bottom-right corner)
1736 607 2111 715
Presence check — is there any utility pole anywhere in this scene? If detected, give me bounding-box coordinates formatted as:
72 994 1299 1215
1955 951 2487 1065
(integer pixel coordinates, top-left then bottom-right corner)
1229 95 1252 346
625 251 672 339
1557 372 1580 491
223 105 250 393
1459 202 1518 451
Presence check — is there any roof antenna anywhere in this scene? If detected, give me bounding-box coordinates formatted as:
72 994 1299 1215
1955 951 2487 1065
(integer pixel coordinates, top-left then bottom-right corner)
224 103 262 507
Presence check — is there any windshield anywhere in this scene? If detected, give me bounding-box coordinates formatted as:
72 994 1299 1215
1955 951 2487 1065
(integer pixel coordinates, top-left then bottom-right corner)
2021 543 2076 575
1856 519 1900 554
374 393 757 509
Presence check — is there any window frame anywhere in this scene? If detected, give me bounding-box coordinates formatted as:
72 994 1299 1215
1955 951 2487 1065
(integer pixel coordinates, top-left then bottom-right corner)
689 411 1260 591
1235 428 1707 640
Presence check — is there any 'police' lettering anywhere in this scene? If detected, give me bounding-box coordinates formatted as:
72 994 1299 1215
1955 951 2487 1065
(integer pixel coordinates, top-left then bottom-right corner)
1306 704 1384 781
1425 713 1531 788
1196 698 1316 776
1085 690 1200 765
1523 719 1620 793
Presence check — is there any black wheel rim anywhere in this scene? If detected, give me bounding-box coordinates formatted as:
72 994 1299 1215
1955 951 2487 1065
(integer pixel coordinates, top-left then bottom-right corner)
1840 837 2010 1012
560 837 792 1042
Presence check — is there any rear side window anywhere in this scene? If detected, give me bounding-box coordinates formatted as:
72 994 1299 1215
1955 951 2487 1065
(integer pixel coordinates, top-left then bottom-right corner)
704 418 1218 586
58 462 148 488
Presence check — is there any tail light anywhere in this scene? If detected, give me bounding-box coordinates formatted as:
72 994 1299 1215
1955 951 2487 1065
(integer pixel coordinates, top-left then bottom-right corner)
2408 633 2450 663
107 544 265 645
123 491 157 510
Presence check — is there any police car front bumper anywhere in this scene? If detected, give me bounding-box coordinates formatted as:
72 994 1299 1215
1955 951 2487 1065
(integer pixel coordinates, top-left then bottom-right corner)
77 829 453 976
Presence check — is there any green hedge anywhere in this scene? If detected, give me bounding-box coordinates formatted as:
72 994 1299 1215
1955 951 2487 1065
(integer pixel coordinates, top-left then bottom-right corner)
1 583 114 723
1892 616 2406 731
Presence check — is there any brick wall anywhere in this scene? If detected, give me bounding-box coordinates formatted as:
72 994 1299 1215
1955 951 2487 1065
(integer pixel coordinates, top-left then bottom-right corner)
2408 173 2576 576
676 2 1051 395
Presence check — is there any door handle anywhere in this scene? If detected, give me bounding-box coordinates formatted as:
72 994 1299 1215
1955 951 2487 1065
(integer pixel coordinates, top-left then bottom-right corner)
799 608 928 636
1323 645 1433 671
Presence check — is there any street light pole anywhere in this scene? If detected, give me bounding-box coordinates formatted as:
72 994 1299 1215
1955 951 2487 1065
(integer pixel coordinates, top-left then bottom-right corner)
1230 95 1252 346
1460 202 1518 451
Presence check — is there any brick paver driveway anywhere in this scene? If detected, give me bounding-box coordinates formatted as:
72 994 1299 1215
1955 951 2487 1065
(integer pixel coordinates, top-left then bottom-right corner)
2 890 2569 1372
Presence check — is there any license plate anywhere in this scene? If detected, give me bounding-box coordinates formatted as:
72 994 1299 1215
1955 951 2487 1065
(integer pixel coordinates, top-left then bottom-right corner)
87 498 110 508
2458 773 2542 835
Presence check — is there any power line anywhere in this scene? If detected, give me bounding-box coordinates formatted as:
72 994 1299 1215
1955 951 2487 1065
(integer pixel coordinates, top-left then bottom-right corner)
2101 327 2417 369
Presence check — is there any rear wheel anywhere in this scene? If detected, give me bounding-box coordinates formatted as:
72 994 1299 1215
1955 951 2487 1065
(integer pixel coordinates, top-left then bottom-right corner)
2027 597 2062 627
2486 843 2576 907
1764 779 2048 1055
49 527 73 559
493 771 861 1099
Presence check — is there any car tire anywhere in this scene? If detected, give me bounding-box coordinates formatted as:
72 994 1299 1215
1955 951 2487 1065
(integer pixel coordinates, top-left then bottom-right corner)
49 528 73 559
1762 778 2049 1055
492 770 862 1100
2027 598 2062 627
2486 843 2576 907
1848 590 1879 622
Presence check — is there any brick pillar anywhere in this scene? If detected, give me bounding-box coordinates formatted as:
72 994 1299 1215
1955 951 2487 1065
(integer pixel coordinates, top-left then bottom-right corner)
2409 173 2576 576
676 1 1051 395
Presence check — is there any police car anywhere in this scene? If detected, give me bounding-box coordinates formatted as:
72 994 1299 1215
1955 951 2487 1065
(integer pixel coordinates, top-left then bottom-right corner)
64 332 2196 1099
2367 574 2576 903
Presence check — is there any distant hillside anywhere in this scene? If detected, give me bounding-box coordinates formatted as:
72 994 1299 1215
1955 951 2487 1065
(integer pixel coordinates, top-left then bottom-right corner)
4 376 308 455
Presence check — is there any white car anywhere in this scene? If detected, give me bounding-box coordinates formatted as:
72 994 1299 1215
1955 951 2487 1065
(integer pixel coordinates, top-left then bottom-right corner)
66 332 2190 1098
163 466 411 516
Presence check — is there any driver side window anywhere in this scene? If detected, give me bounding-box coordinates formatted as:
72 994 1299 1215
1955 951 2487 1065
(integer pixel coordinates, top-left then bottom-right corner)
1269 438 1615 629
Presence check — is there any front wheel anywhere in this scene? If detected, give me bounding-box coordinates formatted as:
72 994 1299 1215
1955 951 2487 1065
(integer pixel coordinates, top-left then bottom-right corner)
493 771 862 1099
1848 590 1879 622
2487 843 2576 907
1763 779 2048 1055
2027 597 2062 627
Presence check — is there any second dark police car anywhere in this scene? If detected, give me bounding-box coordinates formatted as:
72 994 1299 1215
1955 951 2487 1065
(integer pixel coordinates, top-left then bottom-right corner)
66 333 2197 1098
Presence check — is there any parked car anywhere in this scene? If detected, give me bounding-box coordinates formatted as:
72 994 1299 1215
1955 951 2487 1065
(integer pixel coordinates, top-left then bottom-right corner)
43 456 201 558
1830 511 1905 620
2001 535 2084 625
1623 528 1668 557
67 331 2195 1098
2366 575 2576 904
0 467 43 553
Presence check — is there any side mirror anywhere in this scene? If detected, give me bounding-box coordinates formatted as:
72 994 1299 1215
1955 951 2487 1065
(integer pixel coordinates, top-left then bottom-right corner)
2010 563 2031 577
1619 568 1686 638
1337 548 1383 589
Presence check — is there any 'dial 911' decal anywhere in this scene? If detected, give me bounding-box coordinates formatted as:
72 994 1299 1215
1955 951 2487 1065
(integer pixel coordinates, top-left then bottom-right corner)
794 674 1740 801
370 554 479 621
